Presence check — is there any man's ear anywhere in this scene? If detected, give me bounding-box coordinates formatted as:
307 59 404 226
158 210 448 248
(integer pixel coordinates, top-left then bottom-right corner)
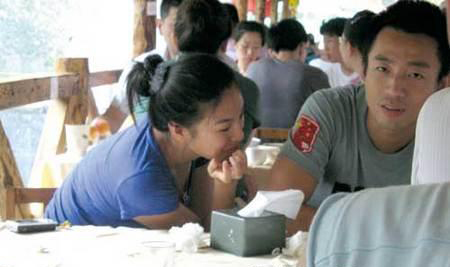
437 74 450 90
168 121 189 142
156 18 163 35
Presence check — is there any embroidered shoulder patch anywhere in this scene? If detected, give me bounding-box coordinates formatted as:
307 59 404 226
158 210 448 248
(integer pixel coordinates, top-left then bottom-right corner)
292 115 320 153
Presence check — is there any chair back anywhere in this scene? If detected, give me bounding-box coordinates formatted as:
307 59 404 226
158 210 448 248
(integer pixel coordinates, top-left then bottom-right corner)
254 127 289 142
5 187 56 220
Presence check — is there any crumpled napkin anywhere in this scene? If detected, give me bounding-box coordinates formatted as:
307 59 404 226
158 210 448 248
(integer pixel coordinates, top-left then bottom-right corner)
168 223 204 253
270 231 308 267
238 189 304 219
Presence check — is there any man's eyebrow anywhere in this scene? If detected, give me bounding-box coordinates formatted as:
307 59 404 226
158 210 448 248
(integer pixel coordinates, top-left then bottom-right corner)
408 61 430 69
215 118 232 125
374 55 392 63
374 55 431 69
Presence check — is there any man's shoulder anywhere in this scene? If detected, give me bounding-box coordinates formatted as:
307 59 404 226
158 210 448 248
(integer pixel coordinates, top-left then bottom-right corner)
308 84 365 111
234 70 259 92
304 64 328 78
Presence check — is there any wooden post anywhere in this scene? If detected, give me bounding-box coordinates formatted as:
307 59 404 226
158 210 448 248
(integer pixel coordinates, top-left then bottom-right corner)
270 0 278 25
29 58 90 190
0 121 32 219
282 0 290 19
255 0 266 23
133 0 156 58
237 0 248 21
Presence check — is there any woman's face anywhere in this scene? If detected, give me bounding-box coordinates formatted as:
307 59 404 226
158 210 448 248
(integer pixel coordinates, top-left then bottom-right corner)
187 86 244 162
235 32 263 65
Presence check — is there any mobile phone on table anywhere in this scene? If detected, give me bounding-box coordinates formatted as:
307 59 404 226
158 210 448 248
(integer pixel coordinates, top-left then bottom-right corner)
6 218 58 233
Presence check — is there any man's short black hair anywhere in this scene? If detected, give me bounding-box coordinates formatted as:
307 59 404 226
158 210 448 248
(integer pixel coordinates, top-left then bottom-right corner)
175 0 230 54
320 17 348 37
232 21 266 46
161 0 183 19
268 18 307 52
362 1 450 80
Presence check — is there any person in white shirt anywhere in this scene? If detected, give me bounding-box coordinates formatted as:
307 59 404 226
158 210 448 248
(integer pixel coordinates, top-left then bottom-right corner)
310 17 359 87
411 88 450 185
100 0 182 132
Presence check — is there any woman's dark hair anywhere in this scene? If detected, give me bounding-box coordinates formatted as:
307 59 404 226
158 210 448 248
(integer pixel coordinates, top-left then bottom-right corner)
232 21 266 46
343 10 375 54
175 0 230 54
268 18 307 52
126 54 237 131
362 1 450 80
223 3 239 29
126 54 164 118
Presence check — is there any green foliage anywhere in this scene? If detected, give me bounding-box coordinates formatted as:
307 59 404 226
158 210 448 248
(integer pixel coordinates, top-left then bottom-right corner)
0 0 70 73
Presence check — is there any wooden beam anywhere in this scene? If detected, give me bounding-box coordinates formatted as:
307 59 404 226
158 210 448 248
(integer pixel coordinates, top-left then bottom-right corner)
255 0 266 23
29 58 90 187
270 0 278 25
0 121 32 220
282 0 289 19
237 0 248 21
0 74 79 111
55 58 92 124
89 69 122 87
133 0 156 58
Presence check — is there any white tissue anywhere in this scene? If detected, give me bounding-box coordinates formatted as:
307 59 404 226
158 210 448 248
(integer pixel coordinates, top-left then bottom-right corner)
168 222 204 253
237 189 304 219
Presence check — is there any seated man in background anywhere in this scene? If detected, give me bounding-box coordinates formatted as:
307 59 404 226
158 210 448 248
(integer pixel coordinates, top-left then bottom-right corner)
247 19 329 129
267 0 449 233
100 0 182 132
310 17 360 87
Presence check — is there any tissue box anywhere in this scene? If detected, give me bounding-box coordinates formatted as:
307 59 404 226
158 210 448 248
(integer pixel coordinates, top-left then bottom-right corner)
210 209 285 257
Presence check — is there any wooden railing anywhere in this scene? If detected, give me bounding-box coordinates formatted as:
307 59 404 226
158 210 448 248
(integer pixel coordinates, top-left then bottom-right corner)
0 58 122 219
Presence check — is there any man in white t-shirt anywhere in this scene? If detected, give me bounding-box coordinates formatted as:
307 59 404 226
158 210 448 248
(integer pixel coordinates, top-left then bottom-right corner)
101 0 182 132
310 17 359 87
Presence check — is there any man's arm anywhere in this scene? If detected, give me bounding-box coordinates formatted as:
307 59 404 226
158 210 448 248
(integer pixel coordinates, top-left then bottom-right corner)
268 154 318 234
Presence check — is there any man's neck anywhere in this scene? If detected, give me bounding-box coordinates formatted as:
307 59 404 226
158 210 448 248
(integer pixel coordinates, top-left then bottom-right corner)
366 114 415 154
274 50 300 62
340 63 354 76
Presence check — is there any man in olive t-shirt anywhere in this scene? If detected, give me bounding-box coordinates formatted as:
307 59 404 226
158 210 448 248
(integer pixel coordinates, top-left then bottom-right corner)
267 1 450 234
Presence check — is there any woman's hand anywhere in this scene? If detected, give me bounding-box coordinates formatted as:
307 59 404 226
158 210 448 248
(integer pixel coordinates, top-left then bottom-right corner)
207 150 247 184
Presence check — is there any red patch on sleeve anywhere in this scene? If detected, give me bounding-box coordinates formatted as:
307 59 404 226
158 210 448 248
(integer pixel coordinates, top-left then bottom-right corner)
292 115 320 153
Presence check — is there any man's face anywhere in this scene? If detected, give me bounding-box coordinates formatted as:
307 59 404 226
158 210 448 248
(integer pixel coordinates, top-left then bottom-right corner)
323 34 342 63
159 7 178 57
365 27 441 134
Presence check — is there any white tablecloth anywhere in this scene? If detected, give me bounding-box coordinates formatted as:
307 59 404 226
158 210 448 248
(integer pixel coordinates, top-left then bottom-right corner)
0 224 306 267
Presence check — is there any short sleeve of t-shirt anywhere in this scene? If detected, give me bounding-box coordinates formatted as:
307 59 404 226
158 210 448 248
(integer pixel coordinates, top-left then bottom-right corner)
280 89 339 207
116 169 178 220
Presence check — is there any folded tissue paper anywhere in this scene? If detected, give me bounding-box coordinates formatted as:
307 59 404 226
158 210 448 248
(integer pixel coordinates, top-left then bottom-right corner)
211 189 304 257
238 189 304 219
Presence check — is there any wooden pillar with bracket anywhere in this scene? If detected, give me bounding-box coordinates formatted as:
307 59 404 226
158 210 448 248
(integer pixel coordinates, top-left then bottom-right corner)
270 0 278 25
133 0 157 58
29 58 90 192
255 0 266 23
236 0 248 21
